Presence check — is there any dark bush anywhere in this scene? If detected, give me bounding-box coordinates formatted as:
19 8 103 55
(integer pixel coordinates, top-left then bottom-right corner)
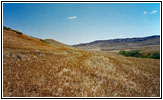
16 31 23 35
119 50 160 59
119 50 140 57
150 53 160 59
3 26 23 35
11 29 23 35
3 26 11 30
119 50 126 55
126 50 140 57
13 30 22 35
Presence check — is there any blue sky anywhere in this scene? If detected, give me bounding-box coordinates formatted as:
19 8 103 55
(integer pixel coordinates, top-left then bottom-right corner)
3 3 160 45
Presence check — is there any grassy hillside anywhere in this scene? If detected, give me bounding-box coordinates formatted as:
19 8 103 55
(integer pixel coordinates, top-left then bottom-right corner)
3 27 160 97
45 39 68 46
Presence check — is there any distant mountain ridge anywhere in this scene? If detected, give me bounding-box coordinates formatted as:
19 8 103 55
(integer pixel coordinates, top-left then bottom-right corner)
74 35 160 50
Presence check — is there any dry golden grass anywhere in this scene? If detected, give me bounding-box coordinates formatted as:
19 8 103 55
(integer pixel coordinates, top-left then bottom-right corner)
139 45 160 53
3 29 160 97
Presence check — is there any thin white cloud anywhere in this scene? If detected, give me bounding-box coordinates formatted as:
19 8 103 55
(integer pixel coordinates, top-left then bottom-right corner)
144 11 147 15
144 10 157 15
151 10 157 14
67 16 77 20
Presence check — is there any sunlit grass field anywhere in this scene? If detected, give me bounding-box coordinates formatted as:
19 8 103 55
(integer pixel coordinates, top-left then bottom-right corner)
3 28 160 97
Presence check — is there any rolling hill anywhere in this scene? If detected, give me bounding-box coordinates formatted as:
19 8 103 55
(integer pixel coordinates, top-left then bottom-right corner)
3 27 160 97
74 35 160 53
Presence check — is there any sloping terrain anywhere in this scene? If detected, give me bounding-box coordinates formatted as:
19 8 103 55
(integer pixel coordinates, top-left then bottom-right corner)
3 28 160 97
44 39 69 47
74 35 160 52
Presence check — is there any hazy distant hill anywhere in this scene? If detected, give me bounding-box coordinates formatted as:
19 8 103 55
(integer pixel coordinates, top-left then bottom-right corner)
74 35 160 51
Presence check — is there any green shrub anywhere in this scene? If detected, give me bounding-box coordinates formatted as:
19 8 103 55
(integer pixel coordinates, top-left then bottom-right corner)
119 50 160 59
119 50 126 55
126 50 140 57
150 53 160 59
119 50 140 57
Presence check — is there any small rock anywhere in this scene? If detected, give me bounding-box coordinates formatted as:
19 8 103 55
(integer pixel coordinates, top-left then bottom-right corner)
17 53 23 59
33 56 38 59
39 54 44 57
4 54 9 58
63 68 70 72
